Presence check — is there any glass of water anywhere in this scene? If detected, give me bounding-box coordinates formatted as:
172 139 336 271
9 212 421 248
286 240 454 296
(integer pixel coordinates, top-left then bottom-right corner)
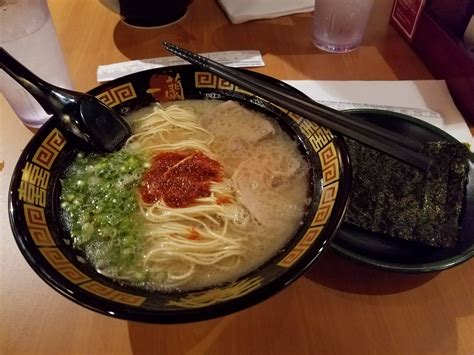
0 0 72 128
312 0 374 53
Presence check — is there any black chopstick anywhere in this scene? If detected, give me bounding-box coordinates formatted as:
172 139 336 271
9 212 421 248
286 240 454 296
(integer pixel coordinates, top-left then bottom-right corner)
162 41 431 171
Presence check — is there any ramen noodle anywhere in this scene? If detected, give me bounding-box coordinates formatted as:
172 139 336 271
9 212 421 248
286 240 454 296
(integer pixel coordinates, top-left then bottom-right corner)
60 100 310 291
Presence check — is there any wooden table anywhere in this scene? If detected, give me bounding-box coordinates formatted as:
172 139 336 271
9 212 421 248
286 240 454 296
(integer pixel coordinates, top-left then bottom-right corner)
2 0 473 354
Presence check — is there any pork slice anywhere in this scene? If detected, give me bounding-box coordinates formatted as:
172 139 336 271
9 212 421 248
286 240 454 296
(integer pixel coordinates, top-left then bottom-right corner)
201 100 275 142
245 118 275 143
200 100 241 128
234 161 302 228
268 156 303 188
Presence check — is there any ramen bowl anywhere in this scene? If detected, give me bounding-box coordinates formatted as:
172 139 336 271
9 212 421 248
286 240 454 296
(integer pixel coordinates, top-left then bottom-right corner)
8 65 351 323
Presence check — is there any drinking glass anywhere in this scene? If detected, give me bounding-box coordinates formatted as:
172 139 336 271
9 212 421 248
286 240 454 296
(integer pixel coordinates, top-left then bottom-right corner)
0 0 72 127
312 0 374 53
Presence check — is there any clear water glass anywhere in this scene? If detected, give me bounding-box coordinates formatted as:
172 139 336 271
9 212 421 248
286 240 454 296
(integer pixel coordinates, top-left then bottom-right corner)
312 0 374 53
0 0 72 127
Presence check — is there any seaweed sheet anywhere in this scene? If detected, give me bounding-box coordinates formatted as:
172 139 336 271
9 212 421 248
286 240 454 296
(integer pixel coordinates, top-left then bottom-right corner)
343 139 470 248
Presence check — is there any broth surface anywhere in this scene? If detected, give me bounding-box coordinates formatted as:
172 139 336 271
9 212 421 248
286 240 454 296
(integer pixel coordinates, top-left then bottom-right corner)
61 100 310 291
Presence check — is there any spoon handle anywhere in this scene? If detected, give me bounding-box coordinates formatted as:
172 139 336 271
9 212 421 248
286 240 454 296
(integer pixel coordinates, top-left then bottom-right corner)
0 47 72 115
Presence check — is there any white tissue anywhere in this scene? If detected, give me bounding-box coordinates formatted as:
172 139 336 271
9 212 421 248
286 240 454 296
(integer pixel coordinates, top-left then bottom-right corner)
217 0 314 24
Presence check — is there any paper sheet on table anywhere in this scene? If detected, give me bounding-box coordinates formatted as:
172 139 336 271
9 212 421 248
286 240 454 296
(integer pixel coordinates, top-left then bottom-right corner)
97 50 265 82
283 80 474 147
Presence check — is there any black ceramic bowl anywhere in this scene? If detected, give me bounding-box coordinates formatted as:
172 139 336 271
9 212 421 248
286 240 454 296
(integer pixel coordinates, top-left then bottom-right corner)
8 65 351 323
334 109 474 272
100 0 193 28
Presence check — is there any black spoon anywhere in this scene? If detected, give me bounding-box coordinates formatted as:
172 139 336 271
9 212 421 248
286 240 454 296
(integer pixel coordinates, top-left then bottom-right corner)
0 47 131 152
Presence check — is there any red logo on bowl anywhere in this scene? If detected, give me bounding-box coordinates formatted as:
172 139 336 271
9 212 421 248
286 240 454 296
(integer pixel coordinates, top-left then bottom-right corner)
147 73 184 102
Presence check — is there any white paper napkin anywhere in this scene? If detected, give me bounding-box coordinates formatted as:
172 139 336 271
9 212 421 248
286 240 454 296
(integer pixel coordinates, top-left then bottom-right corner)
217 0 314 24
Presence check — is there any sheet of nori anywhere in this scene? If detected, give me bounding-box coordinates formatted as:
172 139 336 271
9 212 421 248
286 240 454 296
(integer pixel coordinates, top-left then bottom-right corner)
343 139 470 248
343 141 385 230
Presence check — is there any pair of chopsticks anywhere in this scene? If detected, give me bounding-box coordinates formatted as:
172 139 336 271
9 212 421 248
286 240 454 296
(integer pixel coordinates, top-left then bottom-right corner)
162 41 430 171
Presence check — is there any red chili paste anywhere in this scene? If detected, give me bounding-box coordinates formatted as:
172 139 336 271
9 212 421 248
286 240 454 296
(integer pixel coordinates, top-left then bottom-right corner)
188 227 200 240
216 196 232 205
139 151 223 208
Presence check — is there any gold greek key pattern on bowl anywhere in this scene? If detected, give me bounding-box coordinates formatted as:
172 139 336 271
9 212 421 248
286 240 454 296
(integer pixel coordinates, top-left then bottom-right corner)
27 226 55 246
43 128 67 151
194 72 234 90
32 145 57 170
312 182 339 226
217 77 233 90
167 276 264 308
278 225 323 267
300 225 324 246
277 128 340 268
319 143 340 186
24 203 47 226
96 83 137 107
31 128 66 170
195 72 218 88
80 281 146 306
39 247 90 284
23 203 54 246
